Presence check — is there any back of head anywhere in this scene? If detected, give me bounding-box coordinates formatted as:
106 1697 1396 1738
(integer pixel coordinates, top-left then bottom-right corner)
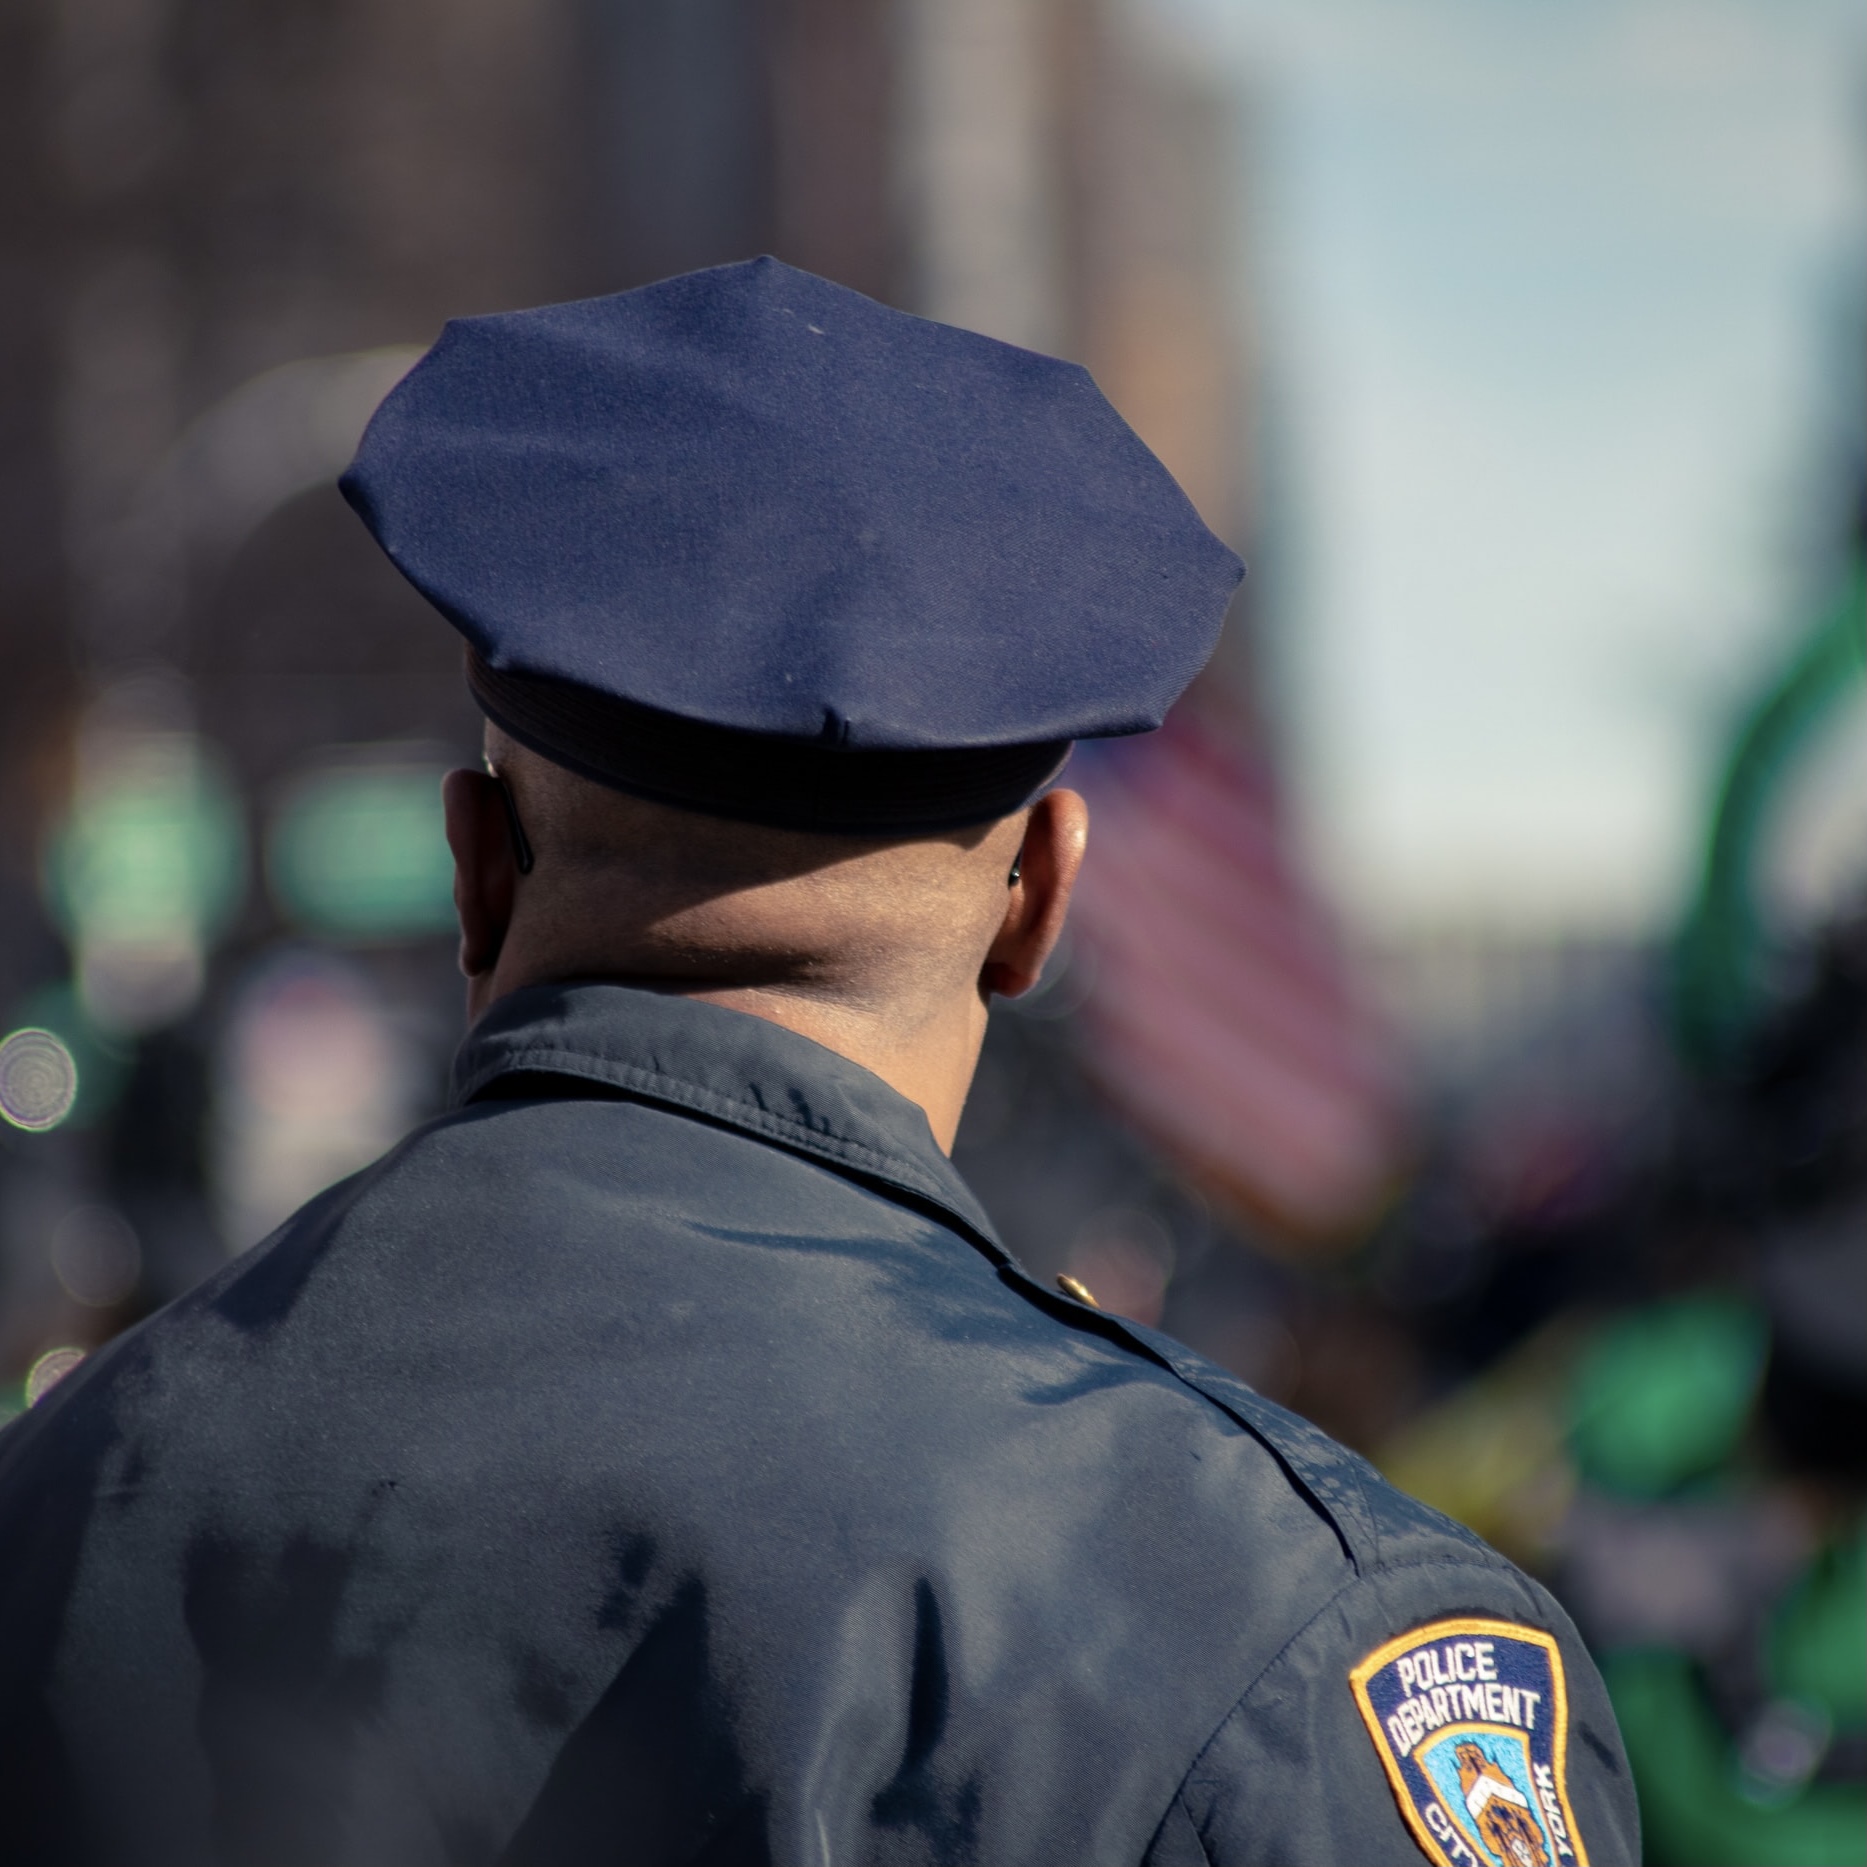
493 730 1025 1030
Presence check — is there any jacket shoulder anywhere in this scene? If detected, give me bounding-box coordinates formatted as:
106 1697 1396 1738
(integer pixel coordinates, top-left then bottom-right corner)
1099 1330 1641 1866
1118 1320 1498 1578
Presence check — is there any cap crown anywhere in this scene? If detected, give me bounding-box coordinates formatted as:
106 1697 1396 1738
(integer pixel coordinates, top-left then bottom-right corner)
343 258 1241 750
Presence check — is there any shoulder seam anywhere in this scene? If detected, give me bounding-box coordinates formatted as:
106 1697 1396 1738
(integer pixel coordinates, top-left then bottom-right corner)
1112 1325 1395 1571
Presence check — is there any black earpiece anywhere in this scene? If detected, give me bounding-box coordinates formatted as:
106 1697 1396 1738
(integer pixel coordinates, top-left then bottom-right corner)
1008 856 1022 887
489 769 536 874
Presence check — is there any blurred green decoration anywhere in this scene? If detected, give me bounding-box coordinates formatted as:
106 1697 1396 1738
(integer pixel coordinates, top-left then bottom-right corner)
1771 1531 1867 1728
44 732 248 1033
1384 1298 1863 1863
1673 556 1867 1069
1 982 132 1130
1386 1295 1775 1532
267 763 456 941
46 736 247 957
1567 1293 1768 1498
1606 1521 1867 1867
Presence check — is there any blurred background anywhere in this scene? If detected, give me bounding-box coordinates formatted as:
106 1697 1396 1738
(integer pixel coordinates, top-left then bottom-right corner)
0 0 1863 1858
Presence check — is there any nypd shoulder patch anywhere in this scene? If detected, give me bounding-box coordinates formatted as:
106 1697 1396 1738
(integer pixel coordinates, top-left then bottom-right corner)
1349 1616 1588 1867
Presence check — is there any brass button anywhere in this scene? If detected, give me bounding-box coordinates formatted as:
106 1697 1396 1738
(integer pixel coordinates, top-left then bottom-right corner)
1055 1273 1100 1308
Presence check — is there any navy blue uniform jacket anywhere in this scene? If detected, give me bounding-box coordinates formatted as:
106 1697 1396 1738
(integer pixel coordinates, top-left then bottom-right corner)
0 984 1639 1864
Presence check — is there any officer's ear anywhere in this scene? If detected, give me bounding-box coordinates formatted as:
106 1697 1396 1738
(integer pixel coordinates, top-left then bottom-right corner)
442 769 521 981
980 788 1088 1000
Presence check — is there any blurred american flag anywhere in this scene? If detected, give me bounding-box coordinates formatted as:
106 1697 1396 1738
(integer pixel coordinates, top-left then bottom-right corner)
1069 698 1409 1242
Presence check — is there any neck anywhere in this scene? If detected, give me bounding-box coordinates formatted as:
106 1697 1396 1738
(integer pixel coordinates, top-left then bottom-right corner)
684 984 989 1152
473 957 989 1153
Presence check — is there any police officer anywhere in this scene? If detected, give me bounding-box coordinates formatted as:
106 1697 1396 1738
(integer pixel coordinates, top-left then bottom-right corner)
0 259 1638 1866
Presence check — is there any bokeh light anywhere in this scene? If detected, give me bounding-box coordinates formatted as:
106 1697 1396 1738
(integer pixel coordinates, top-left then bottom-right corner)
266 755 455 941
24 1346 86 1407
51 1205 142 1309
1 982 132 1130
0 1028 80 1132
212 950 426 1252
44 729 247 1034
1065 1206 1176 1325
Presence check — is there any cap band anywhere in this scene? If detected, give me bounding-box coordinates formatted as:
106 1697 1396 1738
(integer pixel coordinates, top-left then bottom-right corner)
467 653 1071 834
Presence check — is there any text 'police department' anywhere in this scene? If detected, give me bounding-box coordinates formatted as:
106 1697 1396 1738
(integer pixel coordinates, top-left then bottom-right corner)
1385 1639 1544 1756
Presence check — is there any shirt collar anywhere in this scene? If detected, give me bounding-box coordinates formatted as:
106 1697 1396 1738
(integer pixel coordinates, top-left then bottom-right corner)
450 980 1005 1254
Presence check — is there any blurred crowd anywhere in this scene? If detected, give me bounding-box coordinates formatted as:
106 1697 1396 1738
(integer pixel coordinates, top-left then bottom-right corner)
0 2 1861 1862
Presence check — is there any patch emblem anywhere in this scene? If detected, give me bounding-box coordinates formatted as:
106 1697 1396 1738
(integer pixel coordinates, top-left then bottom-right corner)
1350 1616 1587 1867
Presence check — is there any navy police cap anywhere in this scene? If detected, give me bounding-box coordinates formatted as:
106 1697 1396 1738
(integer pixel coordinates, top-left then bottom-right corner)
342 257 1243 831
